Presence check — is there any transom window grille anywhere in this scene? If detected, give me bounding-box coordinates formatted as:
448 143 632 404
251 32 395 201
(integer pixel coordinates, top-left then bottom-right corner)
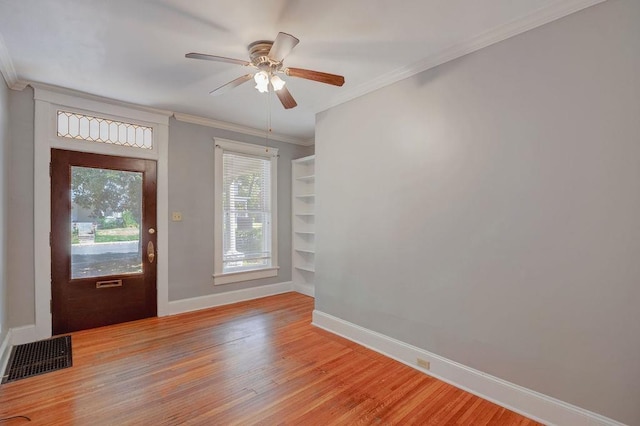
57 110 153 149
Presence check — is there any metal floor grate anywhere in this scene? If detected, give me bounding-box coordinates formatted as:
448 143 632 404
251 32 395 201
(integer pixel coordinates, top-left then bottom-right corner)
2 336 72 383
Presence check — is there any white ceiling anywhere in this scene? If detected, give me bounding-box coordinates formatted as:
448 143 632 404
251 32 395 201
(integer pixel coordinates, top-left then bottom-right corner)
0 0 603 144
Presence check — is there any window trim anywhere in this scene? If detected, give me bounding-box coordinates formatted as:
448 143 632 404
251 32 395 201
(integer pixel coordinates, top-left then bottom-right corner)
213 138 278 285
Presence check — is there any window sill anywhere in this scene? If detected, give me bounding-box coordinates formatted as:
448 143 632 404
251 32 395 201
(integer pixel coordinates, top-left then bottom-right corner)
213 267 279 285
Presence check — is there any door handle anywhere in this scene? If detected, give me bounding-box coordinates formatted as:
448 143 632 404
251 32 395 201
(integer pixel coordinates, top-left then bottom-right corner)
147 241 155 263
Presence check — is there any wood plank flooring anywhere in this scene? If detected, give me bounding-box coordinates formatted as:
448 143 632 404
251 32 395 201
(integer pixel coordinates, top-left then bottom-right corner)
0 293 542 425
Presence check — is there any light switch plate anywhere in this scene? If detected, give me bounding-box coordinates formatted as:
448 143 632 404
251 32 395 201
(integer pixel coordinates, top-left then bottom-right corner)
171 212 183 222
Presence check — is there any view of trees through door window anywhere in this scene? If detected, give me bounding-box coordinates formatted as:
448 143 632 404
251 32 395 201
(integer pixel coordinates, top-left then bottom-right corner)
71 166 143 278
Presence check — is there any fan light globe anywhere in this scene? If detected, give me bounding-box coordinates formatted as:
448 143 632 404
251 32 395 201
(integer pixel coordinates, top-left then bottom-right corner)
254 71 269 93
271 75 286 91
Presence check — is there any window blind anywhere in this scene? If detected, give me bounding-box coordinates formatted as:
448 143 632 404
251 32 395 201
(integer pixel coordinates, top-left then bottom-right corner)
222 151 272 272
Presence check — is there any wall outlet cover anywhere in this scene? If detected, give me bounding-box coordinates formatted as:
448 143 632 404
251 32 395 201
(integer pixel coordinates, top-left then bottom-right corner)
417 358 430 370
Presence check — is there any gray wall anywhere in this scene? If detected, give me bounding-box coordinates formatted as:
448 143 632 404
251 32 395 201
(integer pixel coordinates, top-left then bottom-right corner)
2 86 36 330
0 85 36 331
315 1 639 424
6 87 35 328
3 90 312 327
0 78 9 341
168 117 312 301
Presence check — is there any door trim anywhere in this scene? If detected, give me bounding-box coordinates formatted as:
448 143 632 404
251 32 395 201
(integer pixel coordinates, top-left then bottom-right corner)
32 85 170 340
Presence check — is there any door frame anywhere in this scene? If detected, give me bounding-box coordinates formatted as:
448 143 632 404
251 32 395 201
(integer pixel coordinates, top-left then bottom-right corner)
28 84 171 342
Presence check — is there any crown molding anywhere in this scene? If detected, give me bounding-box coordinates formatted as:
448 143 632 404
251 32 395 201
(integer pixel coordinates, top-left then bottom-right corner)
27 83 310 145
314 0 608 113
30 82 173 119
173 112 312 146
0 32 27 90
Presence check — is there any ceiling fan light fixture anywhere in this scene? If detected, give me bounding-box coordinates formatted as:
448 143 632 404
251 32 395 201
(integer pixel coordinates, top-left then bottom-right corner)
187 32 345 108
254 71 269 93
270 75 286 91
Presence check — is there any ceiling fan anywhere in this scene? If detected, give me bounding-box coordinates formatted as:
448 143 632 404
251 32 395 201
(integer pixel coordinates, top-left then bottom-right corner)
186 32 345 110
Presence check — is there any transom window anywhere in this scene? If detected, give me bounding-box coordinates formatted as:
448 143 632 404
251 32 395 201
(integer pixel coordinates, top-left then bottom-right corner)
57 110 153 149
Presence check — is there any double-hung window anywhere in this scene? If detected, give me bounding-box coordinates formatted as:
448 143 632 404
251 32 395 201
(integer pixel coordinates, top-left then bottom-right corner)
213 139 278 285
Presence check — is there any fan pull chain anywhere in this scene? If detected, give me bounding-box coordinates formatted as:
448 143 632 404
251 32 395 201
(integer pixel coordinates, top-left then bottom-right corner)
265 85 272 152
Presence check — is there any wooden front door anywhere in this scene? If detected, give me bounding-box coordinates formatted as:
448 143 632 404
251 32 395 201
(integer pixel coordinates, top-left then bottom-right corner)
51 149 157 334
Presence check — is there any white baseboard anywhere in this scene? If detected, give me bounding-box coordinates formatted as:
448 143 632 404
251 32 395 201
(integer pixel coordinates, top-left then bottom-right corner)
1 283 295 349
2 325 43 378
293 282 315 298
0 329 13 379
9 325 39 346
312 310 624 426
166 281 294 316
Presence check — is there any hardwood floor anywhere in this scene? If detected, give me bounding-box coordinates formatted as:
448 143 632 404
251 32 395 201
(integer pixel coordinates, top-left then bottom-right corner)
0 293 541 425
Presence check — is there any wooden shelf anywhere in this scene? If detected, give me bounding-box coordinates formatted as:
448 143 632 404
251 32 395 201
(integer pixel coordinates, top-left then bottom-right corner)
295 248 315 254
294 156 315 165
292 155 315 294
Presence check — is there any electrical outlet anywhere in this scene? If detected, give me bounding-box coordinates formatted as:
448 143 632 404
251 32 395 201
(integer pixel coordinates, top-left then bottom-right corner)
417 358 430 370
171 211 183 222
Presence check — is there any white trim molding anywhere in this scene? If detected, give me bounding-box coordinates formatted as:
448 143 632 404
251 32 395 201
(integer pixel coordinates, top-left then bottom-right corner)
32 86 171 340
0 33 27 90
8 325 38 346
0 329 12 379
312 310 625 426
293 282 315 298
314 0 608 113
32 82 172 125
174 112 311 147
167 282 293 316
213 138 279 286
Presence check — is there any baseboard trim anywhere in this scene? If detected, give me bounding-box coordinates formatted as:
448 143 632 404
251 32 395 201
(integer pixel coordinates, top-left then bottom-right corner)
0 329 12 379
9 325 39 346
312 310 624 426
2 324 44 376
293 282 315 298
167 281 294 316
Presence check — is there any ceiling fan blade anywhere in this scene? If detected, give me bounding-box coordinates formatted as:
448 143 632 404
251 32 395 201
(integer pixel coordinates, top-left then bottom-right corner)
275 85 298 109
209 74 254 96
285 67 345 86
185 53 250 66
268 32 299 62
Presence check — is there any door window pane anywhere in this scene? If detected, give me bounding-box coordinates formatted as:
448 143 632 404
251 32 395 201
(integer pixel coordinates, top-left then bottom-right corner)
71 166 143 279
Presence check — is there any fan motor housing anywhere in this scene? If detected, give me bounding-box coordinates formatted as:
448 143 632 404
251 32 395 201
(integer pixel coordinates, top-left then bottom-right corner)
248 40 282 72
